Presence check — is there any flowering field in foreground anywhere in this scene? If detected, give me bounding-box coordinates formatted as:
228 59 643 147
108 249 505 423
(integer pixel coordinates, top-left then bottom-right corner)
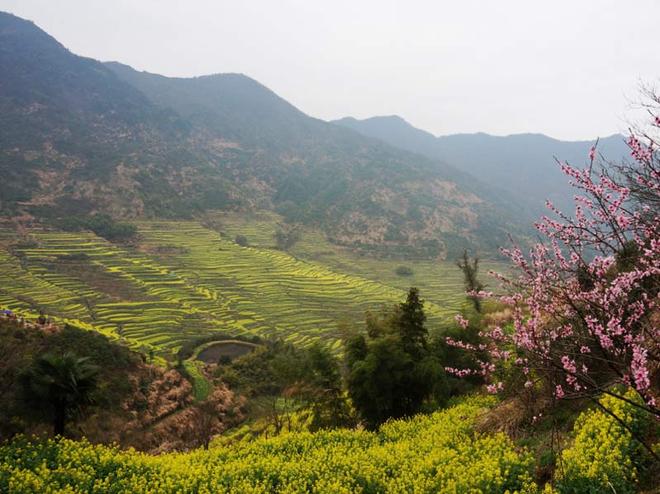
556 391 653 494
2 392 655 493
0 396 540 494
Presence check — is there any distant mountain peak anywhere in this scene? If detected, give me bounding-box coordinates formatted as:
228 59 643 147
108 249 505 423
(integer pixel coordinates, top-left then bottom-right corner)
364 114 411 123
335 114 416 129
334 114 629 217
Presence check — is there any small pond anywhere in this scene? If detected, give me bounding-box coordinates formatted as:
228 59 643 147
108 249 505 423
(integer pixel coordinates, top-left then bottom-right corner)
196 340 257 364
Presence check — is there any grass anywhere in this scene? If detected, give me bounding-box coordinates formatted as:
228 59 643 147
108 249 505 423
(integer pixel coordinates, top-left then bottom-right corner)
183 360 212 401
0 215 508 362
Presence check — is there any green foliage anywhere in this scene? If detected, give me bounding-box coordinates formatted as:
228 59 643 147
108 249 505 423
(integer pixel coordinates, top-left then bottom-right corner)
398 287 428 357
456 250 484 312
0 321 140 440
394 265 413 276
217 341 307 397
0 396 539 493
346 288 447 428
274 225 301 250
20 352 99 436
57 214 137 242
304 344 354 431
234 234 249 247
555 390 654 494
217 341 352 430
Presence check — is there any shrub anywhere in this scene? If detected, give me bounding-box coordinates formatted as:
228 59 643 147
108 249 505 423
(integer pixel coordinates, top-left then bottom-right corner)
274 225 301 250
57 214 137 242
394 265 413 276
234 234 249 247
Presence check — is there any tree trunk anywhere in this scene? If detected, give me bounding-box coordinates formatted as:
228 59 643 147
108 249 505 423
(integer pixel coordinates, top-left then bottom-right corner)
53 407 66 436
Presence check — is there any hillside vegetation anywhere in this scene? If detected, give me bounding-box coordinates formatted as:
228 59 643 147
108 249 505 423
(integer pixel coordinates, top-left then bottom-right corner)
0 397 536 493
0 9 658 494
0 11 522 257
1 392 654 493
0 318 242 451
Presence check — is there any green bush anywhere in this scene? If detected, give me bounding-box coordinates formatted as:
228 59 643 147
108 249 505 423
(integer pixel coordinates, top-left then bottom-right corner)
394 265 413 276
274 226 300 250
56 214 136 242
234 234 249 247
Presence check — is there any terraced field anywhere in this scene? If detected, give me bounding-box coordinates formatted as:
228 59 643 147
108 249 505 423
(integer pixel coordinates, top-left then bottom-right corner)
204 211 508 308
0 218 506 361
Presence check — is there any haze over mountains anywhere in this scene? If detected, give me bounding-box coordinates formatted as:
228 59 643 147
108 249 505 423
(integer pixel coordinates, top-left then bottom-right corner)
335 115 630 216
0 11 631 258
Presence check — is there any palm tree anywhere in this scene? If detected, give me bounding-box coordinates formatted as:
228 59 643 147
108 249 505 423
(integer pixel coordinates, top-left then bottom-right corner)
21 352 99 436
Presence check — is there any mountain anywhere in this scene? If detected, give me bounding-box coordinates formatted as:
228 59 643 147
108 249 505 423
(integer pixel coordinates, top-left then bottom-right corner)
334 116 630 215
0 11 524 257
0 11 234 219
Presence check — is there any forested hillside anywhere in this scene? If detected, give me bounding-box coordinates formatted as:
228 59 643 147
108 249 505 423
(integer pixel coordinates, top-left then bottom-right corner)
0 11 525 257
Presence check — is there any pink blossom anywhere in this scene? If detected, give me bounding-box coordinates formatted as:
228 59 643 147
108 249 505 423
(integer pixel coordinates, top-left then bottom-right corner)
454 119 660 412
486 382 504 394
454 314 469 329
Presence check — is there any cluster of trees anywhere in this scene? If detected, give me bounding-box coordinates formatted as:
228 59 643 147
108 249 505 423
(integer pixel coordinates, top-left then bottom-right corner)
1 323 138 439
4 285 472 443
210 281 487 433
394 265 413 276
345 289 446 428
273 224 301 251
216 341 353 433
57 214 137 242
234 234 249 247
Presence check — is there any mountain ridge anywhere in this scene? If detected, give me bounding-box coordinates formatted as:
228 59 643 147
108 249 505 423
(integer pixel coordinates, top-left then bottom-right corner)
333 115 630 215
0 10 523 258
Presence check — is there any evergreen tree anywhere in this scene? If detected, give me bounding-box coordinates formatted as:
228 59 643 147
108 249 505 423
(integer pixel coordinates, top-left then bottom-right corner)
306 344 353 430
346 288 445 429
397 287 427 358
347 336 413 427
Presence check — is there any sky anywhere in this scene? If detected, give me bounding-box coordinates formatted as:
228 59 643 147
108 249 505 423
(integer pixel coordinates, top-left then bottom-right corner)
1 0 658 140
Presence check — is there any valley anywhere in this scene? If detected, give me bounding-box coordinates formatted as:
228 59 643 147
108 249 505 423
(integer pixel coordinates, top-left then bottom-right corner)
0 5 657 493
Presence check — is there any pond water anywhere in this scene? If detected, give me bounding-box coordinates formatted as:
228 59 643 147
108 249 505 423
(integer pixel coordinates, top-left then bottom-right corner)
196 341 256 363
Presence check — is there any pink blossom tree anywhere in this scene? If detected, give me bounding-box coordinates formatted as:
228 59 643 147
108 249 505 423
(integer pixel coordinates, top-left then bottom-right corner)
447 94 660 442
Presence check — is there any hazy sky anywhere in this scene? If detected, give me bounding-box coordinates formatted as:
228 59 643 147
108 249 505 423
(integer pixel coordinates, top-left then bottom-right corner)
1 0 658 140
